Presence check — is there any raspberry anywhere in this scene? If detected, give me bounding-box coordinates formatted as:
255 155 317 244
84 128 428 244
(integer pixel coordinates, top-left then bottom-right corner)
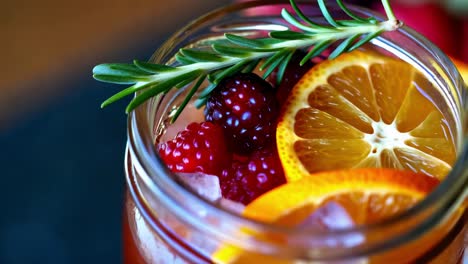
157 122 231 175
205 73 279 154
220 147 286 204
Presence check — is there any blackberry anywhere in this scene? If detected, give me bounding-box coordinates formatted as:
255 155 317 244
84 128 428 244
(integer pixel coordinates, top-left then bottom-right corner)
205 73 279 154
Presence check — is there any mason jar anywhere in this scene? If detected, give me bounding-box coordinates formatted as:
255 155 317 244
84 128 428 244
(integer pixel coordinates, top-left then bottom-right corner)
122 1 467 263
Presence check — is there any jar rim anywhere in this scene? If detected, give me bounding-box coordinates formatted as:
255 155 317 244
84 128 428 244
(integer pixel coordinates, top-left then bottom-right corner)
127 0 468 258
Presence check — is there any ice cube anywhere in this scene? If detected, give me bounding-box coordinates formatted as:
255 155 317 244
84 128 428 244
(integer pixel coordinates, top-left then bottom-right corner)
176 172 222 202
299 201 365 247
217 198 245 214
175 173 246 214
300 201 356 230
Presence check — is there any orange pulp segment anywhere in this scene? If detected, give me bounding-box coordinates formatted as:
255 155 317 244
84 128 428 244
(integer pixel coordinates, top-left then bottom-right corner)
277 50 456 182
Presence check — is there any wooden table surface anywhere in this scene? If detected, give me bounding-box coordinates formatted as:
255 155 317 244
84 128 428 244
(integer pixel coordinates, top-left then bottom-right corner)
1 0 230 126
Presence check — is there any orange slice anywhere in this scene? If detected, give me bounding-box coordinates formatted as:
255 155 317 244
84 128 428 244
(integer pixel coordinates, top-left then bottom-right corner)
213 168 440 263
277 50 456 182
243 168 439 225
451 57 468 84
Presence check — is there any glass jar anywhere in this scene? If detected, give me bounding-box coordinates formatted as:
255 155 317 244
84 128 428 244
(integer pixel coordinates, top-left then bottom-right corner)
122 1 467 263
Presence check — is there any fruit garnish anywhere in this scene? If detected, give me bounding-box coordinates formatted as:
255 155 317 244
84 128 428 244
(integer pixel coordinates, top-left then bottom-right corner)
220 146 286 204
243 168 438 224
451 56 468 83
158 122 231 175
205 73 279 154
212 168 440 263
92 0 402 118
277 50 456 181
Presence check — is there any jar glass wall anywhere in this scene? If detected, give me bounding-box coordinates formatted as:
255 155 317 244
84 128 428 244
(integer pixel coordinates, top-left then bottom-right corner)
122 1 467 263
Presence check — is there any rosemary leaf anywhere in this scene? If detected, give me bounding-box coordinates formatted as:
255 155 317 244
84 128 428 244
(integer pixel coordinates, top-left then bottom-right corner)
225 34 264 48
317 0 339 27
262 52 288 79
212 59 251 84
269 30 312 40
175 73 199 89
198 83 217 98
133 60 176 73
256 38 284 47
93 74 150 84
180 48 226 63
242 59 261 73
195 97 207 109
276 51 294 85
93 63 150 76
101 85 138 108
171 74 207 123
289 0 323 28
101 79 166 108
175 53 196 65
349 30 384 51
300 40 333 65
212 44 252 57
368 17 379 25
329 34 361 59
207 71 219 83
260 49 290 71
336 0 370 22
126 70 202 113
281 9 325 33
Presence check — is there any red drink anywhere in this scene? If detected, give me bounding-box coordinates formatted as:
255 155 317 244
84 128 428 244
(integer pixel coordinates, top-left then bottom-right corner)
107 2 467 263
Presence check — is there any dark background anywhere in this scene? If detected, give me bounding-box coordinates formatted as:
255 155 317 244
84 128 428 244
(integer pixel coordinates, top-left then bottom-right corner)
1 0 466 263
0 1 228 263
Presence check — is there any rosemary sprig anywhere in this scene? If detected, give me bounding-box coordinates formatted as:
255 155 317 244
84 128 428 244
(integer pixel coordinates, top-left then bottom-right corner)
93 0 401 117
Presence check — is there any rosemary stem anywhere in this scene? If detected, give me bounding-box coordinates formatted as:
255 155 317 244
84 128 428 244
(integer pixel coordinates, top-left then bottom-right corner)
271 23 389 50
381 0 397 22
95 0 403 115
147 22 393 87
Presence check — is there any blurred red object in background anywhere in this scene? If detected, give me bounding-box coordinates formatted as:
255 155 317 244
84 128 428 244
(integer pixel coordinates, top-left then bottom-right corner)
237 0 466 63
462 19 468 62
373 2 459 59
